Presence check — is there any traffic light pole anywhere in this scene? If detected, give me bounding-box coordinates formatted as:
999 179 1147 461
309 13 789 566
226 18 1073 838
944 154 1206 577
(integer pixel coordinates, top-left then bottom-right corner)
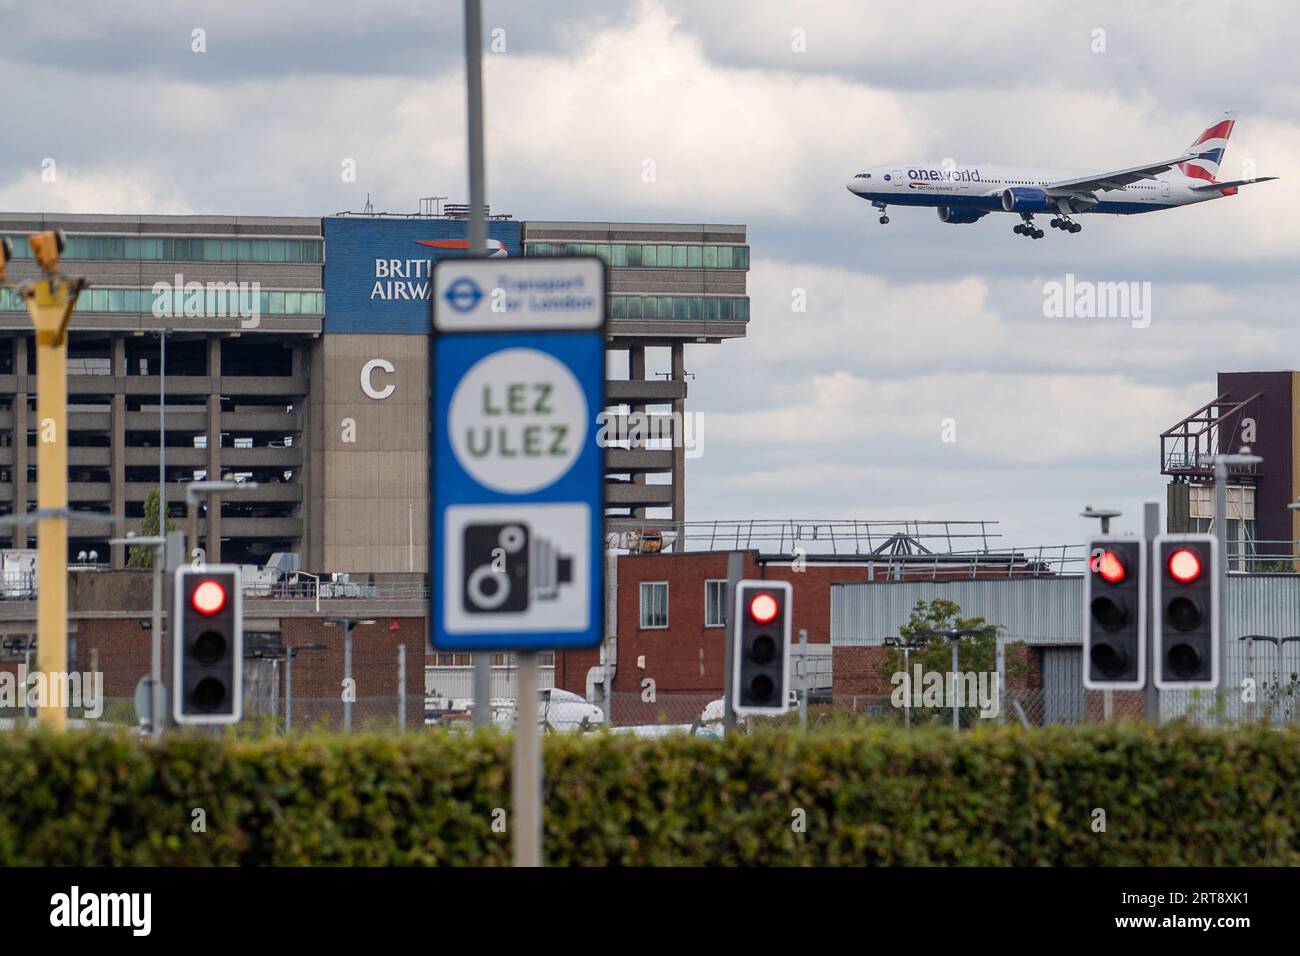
723 551 743 730
1143 500 1160 722
23 277 82 732
1213 451 1261 717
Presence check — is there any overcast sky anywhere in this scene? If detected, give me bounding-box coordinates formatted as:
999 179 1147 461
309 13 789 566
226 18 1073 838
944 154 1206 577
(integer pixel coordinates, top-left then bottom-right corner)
3 0 1298 553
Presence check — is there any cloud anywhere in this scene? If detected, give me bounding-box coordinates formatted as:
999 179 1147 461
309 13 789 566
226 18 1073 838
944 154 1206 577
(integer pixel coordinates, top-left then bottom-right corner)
0 0 1295 550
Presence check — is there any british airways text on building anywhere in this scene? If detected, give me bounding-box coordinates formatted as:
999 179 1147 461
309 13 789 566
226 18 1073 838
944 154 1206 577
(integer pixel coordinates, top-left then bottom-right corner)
323 216 522 334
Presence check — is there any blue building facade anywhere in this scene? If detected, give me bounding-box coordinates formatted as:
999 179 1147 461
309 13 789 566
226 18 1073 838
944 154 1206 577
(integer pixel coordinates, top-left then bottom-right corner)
322 216 522 334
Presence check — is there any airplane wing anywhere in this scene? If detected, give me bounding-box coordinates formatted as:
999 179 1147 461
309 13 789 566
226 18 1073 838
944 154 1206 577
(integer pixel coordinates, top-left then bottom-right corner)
1044 154 1197 194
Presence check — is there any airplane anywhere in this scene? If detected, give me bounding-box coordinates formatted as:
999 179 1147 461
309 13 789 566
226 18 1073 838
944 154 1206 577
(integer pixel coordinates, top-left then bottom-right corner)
846 112 1277 238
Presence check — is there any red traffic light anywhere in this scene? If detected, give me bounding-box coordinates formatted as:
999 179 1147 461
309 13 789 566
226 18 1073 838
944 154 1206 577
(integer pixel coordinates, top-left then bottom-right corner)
192 579 227 615
1168 549 1202 583
1095 550 1127 584
749 593 779 624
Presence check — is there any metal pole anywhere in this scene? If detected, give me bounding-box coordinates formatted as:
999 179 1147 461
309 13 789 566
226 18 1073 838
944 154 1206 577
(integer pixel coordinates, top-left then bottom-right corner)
187 501 198 566
285 650 293 733
995 636 1006 725
473 655 492 728
159 330 166 538
723 551 743 730
902 646 911 729
797 627 808 730
150 543 162 740
1246 637 1255 723
951 637 960 731
512 650 542 867
1144 500 1161 722
464 0 486 256
463 0 494 731
1213 459 1228 715
23 639 33 722
398 643 407 731
1274 645 1282 723
343 623 353 732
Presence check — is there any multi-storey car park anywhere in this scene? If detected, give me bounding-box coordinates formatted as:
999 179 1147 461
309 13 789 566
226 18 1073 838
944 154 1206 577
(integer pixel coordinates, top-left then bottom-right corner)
0 208 749 573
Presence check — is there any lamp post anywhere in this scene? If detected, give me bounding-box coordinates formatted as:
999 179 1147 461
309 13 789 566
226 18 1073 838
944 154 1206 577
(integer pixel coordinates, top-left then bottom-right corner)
324 617 376 731
185 479 259 565
883 635 929 728
924 628 992 730
1215 449 1262 713
284 642 326 733
110 533 165 739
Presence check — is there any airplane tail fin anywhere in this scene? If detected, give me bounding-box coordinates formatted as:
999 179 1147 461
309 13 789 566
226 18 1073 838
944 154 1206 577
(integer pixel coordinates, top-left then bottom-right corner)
1178 111 1237 183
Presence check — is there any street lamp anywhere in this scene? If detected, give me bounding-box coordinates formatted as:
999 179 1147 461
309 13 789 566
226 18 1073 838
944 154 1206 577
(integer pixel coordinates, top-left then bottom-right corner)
185 479 259 565
883 635 929 728
324 617 377 731
1080 506 1122 535
109 533 165 739
284 642 327 733
923 627 994 730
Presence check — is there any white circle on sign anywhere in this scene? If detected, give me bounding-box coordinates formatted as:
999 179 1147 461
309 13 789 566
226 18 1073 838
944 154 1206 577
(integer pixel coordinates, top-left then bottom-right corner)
449 348 587 494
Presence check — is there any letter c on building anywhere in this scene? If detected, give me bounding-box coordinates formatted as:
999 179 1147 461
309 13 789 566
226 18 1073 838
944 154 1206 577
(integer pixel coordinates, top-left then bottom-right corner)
361 359 396 400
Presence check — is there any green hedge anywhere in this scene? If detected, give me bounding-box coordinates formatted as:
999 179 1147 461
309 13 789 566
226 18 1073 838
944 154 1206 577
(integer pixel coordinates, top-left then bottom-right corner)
1 722 1297 865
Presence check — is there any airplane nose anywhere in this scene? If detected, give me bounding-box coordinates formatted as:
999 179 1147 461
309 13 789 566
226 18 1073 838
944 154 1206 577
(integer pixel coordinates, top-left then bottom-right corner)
846 178 860 194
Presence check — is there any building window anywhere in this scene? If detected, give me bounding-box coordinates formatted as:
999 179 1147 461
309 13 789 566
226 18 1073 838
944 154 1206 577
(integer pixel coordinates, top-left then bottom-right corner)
640 582 668 629
705 579 727 628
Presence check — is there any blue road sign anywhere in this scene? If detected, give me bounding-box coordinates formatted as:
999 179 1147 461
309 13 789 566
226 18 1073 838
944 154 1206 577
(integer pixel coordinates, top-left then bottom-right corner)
430 257 606 651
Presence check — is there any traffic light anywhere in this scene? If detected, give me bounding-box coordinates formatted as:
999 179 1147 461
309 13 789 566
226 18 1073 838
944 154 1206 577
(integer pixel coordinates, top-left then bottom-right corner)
173 566 243 724
1083 537 1145 690
0 237 11 283
28 229 65 274
731 580 792 716
1154 534 1218 689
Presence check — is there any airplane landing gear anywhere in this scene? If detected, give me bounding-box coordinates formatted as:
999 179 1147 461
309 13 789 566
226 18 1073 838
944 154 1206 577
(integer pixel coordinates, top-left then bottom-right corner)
1014 215 1044 239
1050 217 1082 234
872 201 889 225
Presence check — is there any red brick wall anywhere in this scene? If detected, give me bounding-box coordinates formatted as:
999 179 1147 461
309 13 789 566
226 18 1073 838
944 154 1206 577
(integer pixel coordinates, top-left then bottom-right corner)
553 551 1066 701
280 617 425 729
0 615 427 728
73 618 158 699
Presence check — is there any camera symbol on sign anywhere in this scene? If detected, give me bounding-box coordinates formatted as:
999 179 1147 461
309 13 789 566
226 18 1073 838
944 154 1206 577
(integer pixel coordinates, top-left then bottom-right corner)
463 522 574 614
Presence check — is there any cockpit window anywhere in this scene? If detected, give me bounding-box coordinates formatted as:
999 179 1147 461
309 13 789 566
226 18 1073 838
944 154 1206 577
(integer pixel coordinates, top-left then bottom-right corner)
854 172 871 178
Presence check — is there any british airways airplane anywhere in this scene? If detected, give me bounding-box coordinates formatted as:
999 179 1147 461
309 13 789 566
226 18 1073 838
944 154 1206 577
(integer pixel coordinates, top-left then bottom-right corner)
846 112 1276 238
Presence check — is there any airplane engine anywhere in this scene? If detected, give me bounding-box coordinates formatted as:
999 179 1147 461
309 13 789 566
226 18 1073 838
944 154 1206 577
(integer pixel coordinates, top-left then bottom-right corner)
1001 187 1052 213
937 207 986 224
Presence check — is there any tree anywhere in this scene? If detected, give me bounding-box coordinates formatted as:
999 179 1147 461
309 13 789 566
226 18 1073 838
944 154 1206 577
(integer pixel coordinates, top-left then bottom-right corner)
127 488 174 568
883 598 1023 725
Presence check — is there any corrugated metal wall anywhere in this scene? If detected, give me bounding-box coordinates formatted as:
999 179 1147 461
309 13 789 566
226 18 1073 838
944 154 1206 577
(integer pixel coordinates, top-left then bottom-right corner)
1041 648 1085 724
831 577 1085 646
831 574 1300 723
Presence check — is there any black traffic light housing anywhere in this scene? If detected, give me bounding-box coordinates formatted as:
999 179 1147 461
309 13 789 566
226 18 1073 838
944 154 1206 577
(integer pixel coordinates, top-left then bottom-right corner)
173 565 243 724
1083 536 1146 690
1154 533 1218 689
0 236 12 283
731 579 792 716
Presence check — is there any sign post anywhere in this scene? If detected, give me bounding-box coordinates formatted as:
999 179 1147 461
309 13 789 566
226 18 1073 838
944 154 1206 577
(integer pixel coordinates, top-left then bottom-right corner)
431 255 606 867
